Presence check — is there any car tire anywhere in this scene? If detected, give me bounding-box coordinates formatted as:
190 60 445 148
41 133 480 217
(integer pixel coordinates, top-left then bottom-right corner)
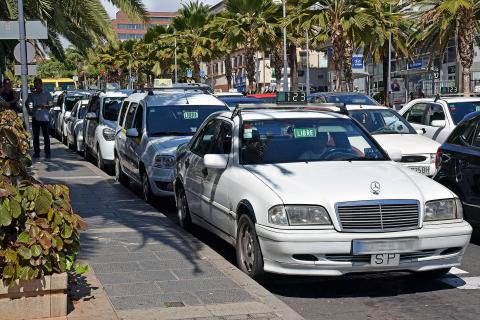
141 170 154 204
236 214 264 280
414 268 451 279
84 145 93 161
115 156 129 185
73 134 78 153
176 186 192 230
96 145 105 170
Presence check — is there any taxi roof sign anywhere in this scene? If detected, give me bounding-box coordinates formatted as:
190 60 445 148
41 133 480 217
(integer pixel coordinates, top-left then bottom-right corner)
276 91 307 104
154 79 173 88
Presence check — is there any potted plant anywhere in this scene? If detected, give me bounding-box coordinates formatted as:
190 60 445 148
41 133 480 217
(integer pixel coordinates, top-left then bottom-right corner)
0 110 86 319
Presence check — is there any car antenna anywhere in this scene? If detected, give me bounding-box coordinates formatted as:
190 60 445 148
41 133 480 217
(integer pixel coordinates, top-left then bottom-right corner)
184 89 190 105
434 93 440 102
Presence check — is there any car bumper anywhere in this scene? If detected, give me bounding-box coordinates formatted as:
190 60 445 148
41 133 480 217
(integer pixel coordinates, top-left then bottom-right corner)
148 167 175 196
256 221 472 276
99 139 115 162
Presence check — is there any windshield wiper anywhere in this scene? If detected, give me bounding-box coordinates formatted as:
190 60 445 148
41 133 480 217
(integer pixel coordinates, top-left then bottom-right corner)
150 131 192 136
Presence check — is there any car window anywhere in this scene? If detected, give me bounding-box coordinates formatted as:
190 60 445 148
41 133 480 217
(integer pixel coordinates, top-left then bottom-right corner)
473 123 480 148
209 121 233 154
240 118 387 164
118 101 130 128
427 104 445 125
448 101 480 124
71 104 78 117
349 109 416 135
447 119 477 146
124 103 138 129
65 94 88 111
103 97 126 121
78 105 87 119
89 96 100 115
405 103 428 124
191 119 222 157
133 104 144 133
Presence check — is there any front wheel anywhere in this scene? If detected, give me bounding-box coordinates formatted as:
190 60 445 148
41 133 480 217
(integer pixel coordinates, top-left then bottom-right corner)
236 214 264 280
115 156 129 185
97 146 105 170
141 170 154 204
176 186 192 230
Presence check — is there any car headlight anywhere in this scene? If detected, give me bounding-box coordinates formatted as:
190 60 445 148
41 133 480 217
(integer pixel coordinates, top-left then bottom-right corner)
268 205 331 226
102 128 115 141
424 198 463 221
154 155 175 168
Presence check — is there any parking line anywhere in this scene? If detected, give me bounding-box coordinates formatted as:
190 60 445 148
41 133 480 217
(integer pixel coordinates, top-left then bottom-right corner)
440 276 480 290
41 176 103 180
449 267 469 275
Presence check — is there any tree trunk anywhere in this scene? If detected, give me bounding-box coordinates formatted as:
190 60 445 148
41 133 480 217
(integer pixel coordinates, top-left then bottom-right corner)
245 45 256 92
224 53 232 90
331 23 344 92
192 60 201 83
458 7 475 95
343 38 354 92
271 42 283 91
288 42 298 91
382 49 389 106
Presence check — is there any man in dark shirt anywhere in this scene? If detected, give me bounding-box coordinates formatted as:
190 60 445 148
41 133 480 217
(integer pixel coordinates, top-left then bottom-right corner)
0 78 19 111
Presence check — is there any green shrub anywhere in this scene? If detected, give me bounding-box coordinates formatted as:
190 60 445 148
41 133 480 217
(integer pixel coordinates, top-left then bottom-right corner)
0 110 86 286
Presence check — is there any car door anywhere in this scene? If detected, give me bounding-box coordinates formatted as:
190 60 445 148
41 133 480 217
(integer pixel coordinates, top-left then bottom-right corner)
67 103 78 139
424 103 448 142
85 96 100 151
115 101 131 173
403 102 429 135
460 120 480 218
128 103 144 179
200 120 235 235
122 103 139 177
184 119 223 219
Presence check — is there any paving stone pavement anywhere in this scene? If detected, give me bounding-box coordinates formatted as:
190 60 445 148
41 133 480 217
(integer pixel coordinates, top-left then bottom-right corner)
31 140 303 320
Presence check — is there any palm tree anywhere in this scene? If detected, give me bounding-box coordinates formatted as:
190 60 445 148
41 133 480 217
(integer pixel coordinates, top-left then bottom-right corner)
0 0 146 59
412 0 479 95
210 0 278 91
296 0 374 92
361 0 412 105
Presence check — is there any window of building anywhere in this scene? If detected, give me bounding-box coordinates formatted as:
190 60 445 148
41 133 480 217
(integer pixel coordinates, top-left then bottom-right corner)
118 33 144 40
149 17 172 22
117 23 145 30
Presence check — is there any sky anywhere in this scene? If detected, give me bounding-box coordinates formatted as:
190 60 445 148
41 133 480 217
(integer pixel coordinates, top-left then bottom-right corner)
101 0 221 18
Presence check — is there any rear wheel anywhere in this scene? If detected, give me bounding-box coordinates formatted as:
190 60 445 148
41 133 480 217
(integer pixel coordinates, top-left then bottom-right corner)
84 145 93 161
176 186 192 230
236 214 264 280
115 156 129 185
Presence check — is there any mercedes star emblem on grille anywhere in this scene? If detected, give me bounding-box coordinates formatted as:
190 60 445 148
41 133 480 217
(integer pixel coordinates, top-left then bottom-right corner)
370 181 381 195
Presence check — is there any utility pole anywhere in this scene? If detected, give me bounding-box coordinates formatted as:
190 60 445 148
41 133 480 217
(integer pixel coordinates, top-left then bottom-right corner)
306 30 310 96
282 0 288 92
17 0 30 131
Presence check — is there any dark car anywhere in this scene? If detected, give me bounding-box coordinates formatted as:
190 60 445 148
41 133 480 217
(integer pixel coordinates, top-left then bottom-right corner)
434 112 480 227
217 96 262 109
308 92 379 106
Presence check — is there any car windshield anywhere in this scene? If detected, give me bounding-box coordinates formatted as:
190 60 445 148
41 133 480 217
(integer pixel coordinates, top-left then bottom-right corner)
78 105 87 119
448 102 480 124
240 118 386 164
349 109 416 135
65 94 89 111
147 105 227 136
103 97 125 121
311 94 378 105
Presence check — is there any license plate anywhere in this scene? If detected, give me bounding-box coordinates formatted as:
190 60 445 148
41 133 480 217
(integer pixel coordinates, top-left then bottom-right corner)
371 253 400 266
409 166 430 175
352 238 417 255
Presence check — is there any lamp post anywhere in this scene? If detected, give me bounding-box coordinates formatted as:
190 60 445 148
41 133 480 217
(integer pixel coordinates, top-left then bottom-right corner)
17 0 29 131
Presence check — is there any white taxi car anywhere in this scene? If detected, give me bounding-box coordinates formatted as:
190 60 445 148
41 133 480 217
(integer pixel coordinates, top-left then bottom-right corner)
174 106 472 279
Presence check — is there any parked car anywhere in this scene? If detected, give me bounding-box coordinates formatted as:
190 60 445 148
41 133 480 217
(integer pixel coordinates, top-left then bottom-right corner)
316 105 440 176
53 91 91 143
174 106 472 279
434 111 480 228
217 96 262 109
309 92 379 105
65 99 89 153
114 92 229 202
399 96 480 143
83 91 128 170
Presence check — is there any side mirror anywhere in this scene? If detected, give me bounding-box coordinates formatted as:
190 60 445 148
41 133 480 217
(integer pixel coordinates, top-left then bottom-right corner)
203 154 228 169
85 112 97 120
431 120 446 128
126 128 140 138
416 128 426 135
386 148 402 162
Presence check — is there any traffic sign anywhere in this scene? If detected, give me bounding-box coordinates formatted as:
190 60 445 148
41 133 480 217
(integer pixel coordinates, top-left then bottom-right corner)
14 64 37 76
0 21 47 39
186 69 193 78
14 42 35 63
200 70 205 78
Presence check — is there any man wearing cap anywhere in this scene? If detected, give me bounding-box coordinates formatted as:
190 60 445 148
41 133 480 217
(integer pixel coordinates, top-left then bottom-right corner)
26 78 52 158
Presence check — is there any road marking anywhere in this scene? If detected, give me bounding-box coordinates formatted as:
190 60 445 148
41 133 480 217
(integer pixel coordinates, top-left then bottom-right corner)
41 175 103 180
440 276 480 290
449 267 469 275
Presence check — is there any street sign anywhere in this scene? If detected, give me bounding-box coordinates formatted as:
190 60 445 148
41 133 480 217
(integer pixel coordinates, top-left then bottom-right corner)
14 42 35 63
186 69 193 78
408 61 422 69
200 70 205 78
0 21 47 39
14 64 37 76
352 55 364 69
73 75 79 81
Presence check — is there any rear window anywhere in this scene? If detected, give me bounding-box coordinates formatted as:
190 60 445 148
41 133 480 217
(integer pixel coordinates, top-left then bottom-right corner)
65 94 89 111
448 102 480 124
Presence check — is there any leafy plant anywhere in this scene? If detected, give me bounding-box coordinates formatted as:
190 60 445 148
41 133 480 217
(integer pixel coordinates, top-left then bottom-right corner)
0 110 86 287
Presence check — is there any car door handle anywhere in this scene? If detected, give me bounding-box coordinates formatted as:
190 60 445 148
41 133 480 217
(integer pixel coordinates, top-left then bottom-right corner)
202 168 208 177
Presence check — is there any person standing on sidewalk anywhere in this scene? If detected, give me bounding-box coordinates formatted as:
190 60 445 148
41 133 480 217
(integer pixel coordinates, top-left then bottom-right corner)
26 78 52 158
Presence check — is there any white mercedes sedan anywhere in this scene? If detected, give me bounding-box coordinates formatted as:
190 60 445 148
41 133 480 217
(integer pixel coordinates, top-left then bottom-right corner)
174 107 472 279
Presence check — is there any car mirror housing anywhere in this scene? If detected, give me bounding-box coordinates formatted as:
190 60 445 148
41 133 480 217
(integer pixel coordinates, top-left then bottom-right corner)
126 128 140 138
431 120 446 128
85 112 97 120
386 148 402 162
203 154 228 169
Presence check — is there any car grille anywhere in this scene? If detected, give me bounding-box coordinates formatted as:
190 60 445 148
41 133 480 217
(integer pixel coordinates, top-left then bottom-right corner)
336 200 420 232
325 249 436 264
400 155 427 163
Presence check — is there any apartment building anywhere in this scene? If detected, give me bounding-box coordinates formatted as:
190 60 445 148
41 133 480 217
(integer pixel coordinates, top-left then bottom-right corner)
112 11 176 41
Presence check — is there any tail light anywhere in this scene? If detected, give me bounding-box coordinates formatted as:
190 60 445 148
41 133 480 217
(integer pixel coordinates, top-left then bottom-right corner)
435 148 442 169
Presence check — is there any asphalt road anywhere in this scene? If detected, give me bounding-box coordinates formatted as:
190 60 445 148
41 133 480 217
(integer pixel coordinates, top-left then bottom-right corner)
107 171 480 320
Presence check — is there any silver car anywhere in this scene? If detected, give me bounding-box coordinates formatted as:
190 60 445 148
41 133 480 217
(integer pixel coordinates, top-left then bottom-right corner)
114 91 228 202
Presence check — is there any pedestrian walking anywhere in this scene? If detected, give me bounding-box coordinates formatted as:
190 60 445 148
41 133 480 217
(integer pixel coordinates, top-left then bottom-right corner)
26 78 52 158
0 78 19 111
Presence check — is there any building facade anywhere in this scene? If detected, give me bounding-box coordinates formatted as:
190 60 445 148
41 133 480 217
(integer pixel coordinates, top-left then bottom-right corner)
112 11 176 41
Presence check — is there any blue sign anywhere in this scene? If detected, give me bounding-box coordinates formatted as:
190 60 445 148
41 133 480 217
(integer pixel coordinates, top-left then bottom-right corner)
200 70 205 78
186 69 193 78
352 56 364 69
408 61 422 69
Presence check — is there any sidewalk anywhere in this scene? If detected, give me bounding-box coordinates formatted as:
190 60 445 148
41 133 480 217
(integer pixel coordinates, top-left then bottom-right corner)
30 140 303 320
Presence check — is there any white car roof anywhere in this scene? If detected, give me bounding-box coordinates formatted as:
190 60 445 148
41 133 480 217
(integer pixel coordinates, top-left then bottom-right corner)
413 97 480 103
218 109 350 121
128 92 225 106
341 105 391 111
99 91 129 98
214 92 244 97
